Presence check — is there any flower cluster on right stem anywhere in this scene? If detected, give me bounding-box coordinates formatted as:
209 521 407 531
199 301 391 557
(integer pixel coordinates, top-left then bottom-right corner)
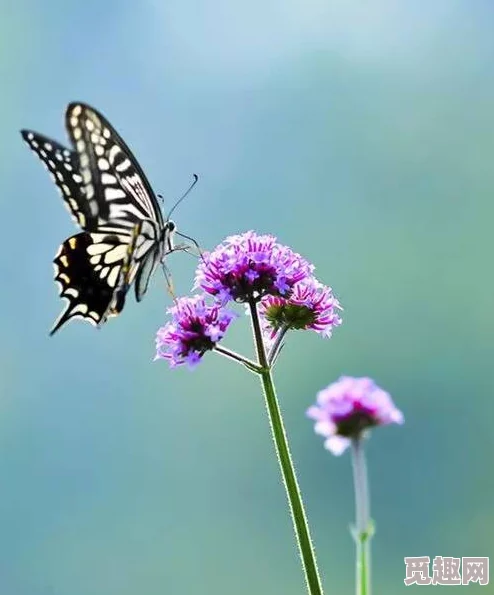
307 376 404 455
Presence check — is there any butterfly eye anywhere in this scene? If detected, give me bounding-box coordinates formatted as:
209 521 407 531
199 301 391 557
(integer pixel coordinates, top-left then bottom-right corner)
167 220 176 232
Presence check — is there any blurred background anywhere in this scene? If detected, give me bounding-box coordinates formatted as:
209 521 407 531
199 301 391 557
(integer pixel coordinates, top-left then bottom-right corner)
1 0 493 593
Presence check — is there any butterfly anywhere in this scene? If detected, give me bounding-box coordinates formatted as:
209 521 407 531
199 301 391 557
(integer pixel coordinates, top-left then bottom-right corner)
21 102 190 335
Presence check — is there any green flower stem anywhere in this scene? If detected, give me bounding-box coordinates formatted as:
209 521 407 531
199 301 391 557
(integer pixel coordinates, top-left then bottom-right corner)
213 345 262 373
351 438 372 595
249 299 325 595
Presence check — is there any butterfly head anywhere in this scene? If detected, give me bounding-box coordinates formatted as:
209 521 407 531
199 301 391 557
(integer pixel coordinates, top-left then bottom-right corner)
163 219 176 253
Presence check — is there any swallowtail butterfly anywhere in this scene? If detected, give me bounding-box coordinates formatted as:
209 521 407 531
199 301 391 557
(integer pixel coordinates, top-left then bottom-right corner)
21 102 182 335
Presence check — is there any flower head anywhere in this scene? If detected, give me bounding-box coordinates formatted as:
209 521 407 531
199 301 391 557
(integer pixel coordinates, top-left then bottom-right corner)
155 295 237 368
195 231 314 303
307 376 404 455
260 277 342 338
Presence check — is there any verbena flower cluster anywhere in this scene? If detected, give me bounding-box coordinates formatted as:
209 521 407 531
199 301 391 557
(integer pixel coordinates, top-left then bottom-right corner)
307 376 404 455
155 231 342 367
260 277 342 339
155 295 237 368
194 231 314 303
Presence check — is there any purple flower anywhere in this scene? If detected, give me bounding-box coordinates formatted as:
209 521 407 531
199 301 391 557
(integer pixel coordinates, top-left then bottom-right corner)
307 376 404 455
260 277 342 338
155 295 237 368
194 231 314 303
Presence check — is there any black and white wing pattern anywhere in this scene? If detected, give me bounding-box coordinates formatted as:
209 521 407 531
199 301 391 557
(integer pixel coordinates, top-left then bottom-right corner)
21 102 174 335
65 102 165 230
64 103 170 303
51 232 130 334
20 130 97 229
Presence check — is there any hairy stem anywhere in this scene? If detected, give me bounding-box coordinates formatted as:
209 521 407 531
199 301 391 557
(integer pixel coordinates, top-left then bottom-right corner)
249 299 325 595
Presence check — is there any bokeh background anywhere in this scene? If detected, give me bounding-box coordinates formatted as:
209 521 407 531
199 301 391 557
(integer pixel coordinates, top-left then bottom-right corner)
1 0 493 593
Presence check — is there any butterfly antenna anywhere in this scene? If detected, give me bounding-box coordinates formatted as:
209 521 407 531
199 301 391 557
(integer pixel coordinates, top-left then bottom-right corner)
166 174 198 221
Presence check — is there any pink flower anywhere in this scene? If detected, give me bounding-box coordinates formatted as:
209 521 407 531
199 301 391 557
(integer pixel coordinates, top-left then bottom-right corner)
194 231 314 303
307 376 404 455
155 295 237 368
260 277 342 338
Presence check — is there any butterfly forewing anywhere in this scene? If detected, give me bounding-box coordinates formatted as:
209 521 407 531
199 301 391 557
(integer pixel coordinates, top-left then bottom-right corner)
65 103 164 228
20 130 98 229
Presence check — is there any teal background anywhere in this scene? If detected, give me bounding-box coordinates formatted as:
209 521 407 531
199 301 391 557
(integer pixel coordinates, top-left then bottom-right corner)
1 0 493 593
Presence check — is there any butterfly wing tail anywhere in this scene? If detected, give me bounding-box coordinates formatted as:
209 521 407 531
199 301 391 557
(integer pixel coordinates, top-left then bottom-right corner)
50 232 128 335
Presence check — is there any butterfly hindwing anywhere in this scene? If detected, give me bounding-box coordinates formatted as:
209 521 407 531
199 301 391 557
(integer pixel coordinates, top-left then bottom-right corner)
51 231 131 335
20 130 98 229
132 219 165 301
108 218 165 308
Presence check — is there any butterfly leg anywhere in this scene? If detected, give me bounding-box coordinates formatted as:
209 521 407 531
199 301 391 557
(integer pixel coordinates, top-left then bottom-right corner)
175 231 203 258
161 261 177 300
171 242 197 257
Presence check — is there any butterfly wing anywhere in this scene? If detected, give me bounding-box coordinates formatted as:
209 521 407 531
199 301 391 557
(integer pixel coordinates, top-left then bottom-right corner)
20 130 99 230
65 102 164 229
132 219 167 301
107 218 168 313
51 231 132 334
64 103 168 311
23 103 170 334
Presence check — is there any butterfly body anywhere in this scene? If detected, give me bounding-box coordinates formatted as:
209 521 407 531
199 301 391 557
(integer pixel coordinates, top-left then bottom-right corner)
21 103 175 334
